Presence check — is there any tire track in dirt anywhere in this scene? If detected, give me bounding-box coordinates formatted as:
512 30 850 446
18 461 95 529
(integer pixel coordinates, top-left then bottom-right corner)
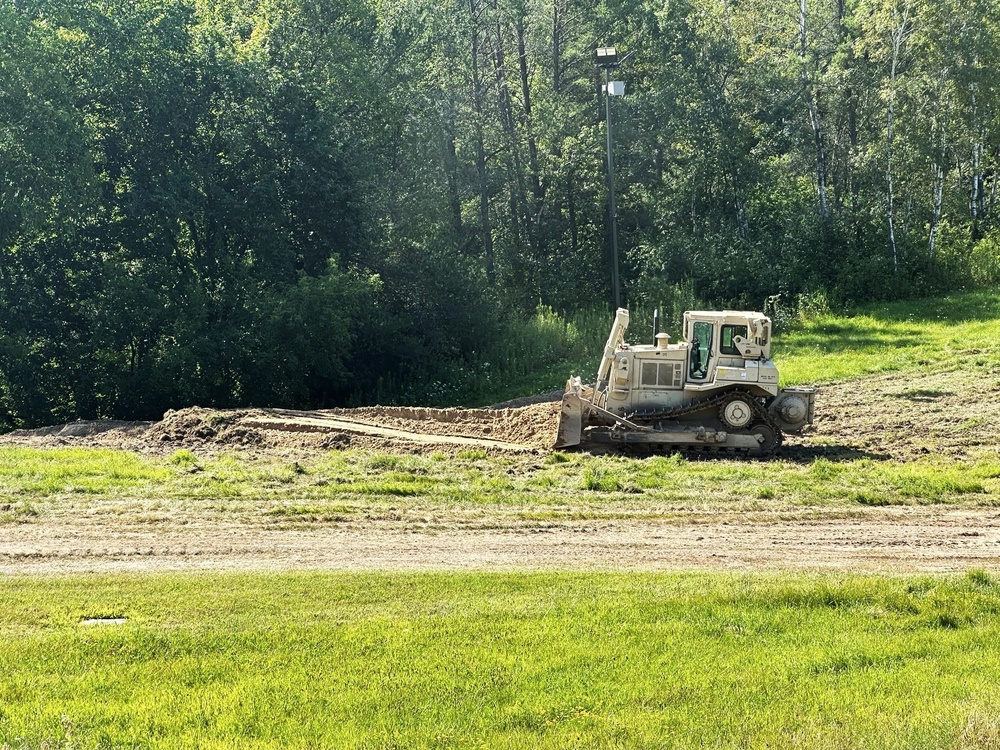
2 507 1000 575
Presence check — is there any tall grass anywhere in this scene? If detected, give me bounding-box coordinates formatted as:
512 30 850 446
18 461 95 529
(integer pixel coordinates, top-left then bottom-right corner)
446 305 610 406
488 305 609 381
0 447 170 496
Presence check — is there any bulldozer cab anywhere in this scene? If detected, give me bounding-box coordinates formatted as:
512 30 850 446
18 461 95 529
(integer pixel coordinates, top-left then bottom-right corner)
682 311 771 385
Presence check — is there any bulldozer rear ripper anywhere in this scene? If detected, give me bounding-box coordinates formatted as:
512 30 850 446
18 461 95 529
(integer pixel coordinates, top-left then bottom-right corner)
554 308 815 455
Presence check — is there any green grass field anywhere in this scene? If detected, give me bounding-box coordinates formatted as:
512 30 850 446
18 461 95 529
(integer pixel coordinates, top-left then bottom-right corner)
775 289 1000 386
1 445 999 532
3 288 1000 748
469 288 1000 402
3 572 1000 749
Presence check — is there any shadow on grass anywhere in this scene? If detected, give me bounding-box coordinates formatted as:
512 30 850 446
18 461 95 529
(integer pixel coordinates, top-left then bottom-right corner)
890 389 954 402
779 328 924 355
814 289 1000 328
605 444 889 464
780 444 891 464
777 289 1000 352
861 289 1000 324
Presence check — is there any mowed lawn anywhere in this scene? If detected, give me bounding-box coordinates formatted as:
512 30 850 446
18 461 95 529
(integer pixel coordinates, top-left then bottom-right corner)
2 572 1000 749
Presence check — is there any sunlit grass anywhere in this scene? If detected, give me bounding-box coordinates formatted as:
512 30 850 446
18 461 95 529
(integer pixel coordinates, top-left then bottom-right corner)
4 292 1000 747
776 288 1000 386
2 445 999 530
2 571 1000 749
471 288 1000 398
0 447 170 497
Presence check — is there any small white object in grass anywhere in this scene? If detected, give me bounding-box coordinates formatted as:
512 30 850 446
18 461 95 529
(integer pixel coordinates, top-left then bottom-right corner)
80 617 127 626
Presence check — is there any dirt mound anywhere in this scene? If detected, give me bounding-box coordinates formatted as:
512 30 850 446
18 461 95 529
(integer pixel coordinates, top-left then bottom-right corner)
487 390 563 409
0 420 156 453
7 420 152 439
149 408 265 447
139 402 559 454
325 402 559 448
0 402 559 456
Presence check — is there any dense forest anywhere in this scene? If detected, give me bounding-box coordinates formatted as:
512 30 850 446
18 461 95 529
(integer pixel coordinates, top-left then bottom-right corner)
1 0 999 427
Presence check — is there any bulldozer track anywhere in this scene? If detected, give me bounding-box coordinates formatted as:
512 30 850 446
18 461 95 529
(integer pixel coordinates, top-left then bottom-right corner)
622 387 783 457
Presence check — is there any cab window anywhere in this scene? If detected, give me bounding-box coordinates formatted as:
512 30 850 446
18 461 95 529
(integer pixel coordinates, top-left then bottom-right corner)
689 321 713 380
720 324 748 355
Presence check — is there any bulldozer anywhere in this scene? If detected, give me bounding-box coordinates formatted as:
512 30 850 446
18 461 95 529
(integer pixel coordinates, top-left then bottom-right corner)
554 308 815 455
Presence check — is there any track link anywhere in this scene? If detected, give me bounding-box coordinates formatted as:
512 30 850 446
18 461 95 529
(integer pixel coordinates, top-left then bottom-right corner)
614 387 783 457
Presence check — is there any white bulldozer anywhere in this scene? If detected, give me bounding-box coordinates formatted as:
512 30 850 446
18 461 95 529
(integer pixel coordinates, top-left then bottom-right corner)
554 308 815 455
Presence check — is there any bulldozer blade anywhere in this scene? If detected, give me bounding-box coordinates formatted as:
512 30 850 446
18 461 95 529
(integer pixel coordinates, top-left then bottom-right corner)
554 391 584 449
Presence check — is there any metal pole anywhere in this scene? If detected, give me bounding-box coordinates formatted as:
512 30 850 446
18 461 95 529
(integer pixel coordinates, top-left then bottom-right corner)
604 68 621 310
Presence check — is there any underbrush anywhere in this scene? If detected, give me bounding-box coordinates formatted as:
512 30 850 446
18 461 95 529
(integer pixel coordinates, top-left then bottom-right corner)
2 571 1000 748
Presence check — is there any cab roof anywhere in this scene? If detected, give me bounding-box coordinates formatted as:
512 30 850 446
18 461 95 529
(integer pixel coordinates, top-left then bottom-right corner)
684 310 770 322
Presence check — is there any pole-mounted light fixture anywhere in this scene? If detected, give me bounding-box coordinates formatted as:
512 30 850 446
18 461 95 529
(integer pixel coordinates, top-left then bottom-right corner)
596 46 625 309
595 46 619 67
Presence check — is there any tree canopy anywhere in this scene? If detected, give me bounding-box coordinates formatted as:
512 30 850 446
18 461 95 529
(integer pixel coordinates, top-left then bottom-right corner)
1 0 998 427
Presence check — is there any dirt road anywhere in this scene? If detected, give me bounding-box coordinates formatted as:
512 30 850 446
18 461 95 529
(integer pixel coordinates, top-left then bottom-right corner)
2 506 999 575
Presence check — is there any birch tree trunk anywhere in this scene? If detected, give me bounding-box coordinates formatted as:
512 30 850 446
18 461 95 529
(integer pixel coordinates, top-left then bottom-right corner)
885 2 913 276
971 134 984 240
990 147 999 214
928 81 948 262
929 162 945 261
799 0 830 224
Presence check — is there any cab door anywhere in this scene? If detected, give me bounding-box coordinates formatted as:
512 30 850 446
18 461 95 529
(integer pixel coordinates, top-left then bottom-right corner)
686 320 715 383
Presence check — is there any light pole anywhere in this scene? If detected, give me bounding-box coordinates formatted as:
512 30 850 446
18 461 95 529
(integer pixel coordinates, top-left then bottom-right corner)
596 46 625 310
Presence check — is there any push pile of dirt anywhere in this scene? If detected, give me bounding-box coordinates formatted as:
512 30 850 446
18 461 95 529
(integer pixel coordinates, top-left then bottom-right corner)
0 420 155 452
6 365 996 459
327 402 560 449
4 420 151 439
139 402 560 454
148 408 270 447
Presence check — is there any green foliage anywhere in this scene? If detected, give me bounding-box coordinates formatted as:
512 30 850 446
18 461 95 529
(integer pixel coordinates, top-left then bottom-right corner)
3 0 1000 426
970 230 1000 286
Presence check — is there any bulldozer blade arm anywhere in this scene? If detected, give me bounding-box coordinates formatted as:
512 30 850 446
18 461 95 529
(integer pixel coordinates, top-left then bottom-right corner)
554 392 585 449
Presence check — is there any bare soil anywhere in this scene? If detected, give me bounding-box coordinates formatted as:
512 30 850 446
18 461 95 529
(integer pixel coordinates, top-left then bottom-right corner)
2 402 560 456
2 366 1000 575
3 506 1000 575
800 365 1000 462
